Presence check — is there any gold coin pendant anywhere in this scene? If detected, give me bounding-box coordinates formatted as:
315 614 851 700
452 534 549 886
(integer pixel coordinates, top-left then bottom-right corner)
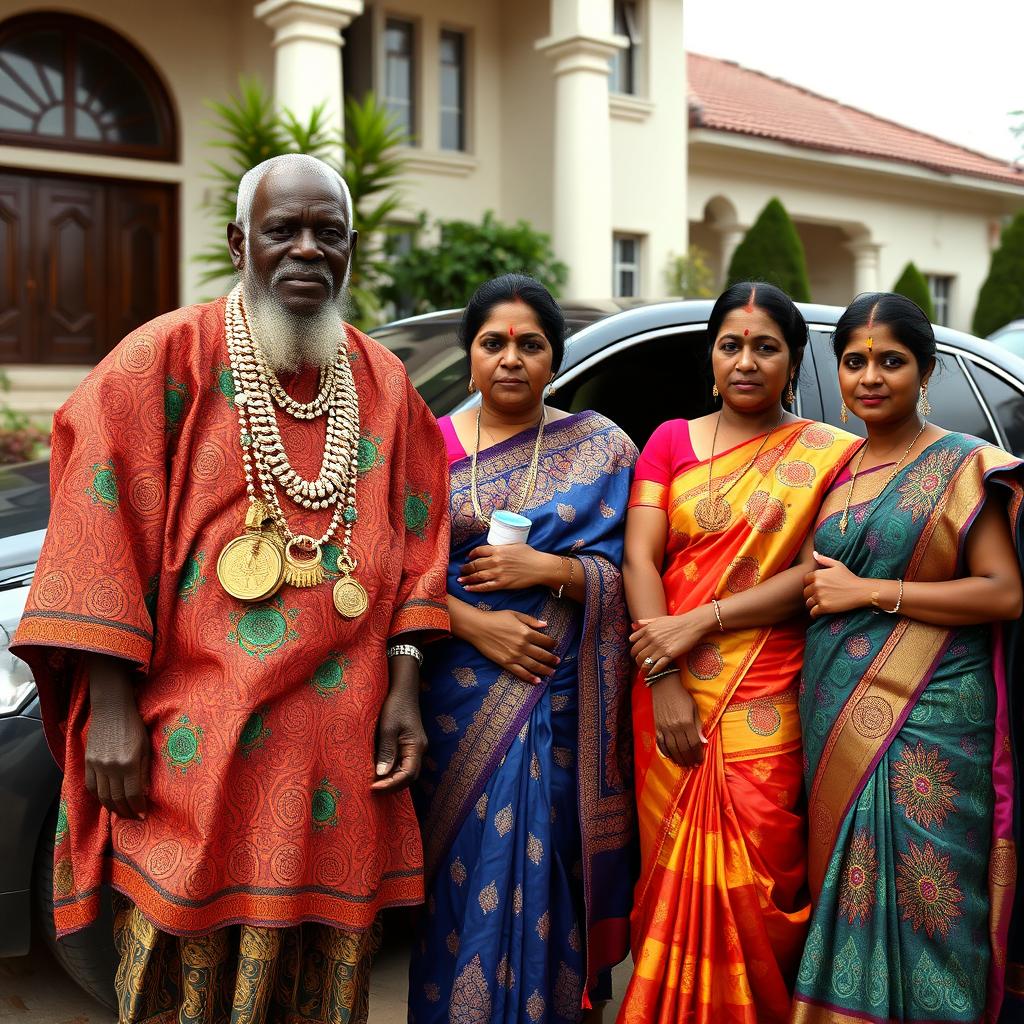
333 574 369 618
694 494 732 533
217 534 285 602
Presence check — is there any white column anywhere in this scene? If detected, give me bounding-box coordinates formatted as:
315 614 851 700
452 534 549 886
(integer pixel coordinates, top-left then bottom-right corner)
715 223 747 287
537 11 625 299
254 0 363 152
846 239 882 296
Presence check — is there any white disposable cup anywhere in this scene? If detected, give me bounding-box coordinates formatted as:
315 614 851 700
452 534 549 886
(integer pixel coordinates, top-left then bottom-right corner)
487 510 532 545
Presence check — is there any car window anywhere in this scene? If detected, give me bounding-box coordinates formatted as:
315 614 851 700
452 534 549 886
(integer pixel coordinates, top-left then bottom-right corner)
927 354 997 444
0 460 50 539
990 329 1024 359
966 362 1024 457
372 320 469 416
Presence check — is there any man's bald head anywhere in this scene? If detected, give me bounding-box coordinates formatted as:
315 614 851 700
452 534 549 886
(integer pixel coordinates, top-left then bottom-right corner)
235 154 353 230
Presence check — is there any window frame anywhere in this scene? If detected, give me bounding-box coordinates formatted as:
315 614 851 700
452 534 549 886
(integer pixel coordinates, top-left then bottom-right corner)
613 233 642 298
383 16 417 144
610 0 642 96
0 11 177 161
439 27 466 153
925 273 954 327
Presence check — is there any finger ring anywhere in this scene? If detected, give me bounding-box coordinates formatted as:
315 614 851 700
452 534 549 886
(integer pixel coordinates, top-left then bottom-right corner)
643 656 655 669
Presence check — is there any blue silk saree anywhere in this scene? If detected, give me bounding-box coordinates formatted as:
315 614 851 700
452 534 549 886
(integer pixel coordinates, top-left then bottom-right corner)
793 434 1024 1024
409 410 637 1024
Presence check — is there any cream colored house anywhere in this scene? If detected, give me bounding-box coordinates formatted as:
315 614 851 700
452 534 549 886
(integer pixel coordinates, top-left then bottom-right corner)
0 0 1021 419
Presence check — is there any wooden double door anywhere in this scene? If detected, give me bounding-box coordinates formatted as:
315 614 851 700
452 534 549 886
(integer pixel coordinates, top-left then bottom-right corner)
0 171 177 365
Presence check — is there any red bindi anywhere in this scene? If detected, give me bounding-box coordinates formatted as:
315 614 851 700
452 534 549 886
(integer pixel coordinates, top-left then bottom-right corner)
509 325 515 337
743 329 750 336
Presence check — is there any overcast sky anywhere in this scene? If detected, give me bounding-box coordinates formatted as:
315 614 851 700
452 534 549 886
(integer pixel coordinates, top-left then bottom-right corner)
685 0 1022 164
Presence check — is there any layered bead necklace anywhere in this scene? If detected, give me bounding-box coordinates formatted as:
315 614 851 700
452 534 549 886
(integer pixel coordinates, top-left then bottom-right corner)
215 284 367 617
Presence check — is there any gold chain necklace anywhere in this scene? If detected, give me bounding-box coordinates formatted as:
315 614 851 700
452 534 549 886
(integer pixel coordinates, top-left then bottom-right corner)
693 411 786 533
838 421 928 535
470 407 546 526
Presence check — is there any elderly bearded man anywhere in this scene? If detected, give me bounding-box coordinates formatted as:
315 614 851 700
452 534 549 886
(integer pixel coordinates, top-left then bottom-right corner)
12 154 450 1023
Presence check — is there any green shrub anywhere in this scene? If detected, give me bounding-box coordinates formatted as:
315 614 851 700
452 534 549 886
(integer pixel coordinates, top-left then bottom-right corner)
891 262 935 321
382 211 568 315
973 211 1024 338
665 245 715 298
726 198 811 302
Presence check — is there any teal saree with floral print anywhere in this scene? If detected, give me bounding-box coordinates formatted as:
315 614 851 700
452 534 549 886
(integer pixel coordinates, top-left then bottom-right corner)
793 433 1024 1024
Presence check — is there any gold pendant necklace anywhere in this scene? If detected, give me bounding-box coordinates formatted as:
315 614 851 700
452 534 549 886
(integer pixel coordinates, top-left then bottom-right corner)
216 500 286 601
694 411 785 533
332 552 369 618
470 407 547 526
838 421 928 535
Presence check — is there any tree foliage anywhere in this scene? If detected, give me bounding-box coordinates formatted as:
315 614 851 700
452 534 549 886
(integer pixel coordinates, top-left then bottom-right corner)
726 198 811 302
382 211 568 316
196 78 408 329
664 245 716 298
892 262 935 321
973 210 1024 337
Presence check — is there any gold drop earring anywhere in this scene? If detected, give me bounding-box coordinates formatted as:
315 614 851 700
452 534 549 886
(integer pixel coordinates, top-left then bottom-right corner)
712 383 720 399
785 379 796 405
468 376 476 394
840 403 849 423
918 384 931 417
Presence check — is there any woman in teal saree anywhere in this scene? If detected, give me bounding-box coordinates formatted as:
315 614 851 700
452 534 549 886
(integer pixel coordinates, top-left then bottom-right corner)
795 293 1024 1024
409 276 637 1023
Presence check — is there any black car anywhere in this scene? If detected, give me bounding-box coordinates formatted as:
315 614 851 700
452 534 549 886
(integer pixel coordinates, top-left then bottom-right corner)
4 300 1024 1005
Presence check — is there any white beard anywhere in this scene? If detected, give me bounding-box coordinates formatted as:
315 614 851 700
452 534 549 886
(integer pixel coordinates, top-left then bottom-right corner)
241 275 350 375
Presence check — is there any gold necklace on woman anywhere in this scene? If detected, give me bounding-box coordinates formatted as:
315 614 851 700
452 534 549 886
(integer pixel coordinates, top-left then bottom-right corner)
838 421 928 535
693 411 786 533
470 406 546 526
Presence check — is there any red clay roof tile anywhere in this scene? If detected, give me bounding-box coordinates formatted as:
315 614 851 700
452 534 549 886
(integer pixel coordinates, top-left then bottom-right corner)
687 53 1024 189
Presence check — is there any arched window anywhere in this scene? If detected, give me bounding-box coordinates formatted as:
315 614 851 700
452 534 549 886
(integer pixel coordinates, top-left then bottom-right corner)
0 12 176 160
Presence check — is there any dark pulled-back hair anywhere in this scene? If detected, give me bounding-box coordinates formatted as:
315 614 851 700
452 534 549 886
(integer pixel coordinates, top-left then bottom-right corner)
706 281 808 385
458 274 566 373
832 292 936 375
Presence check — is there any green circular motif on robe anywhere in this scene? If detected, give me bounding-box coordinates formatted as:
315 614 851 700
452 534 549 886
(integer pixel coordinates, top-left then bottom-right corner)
404 494 429 533
237 608 288 655
55 800 69 842
94 468 118 506
166 725 199 764
240 712 264 746
217 368 236 402
312 786 337 822
179 557 201 596
357 437 379 473
165 388 185 425
312 658 345 694
321 544 341 575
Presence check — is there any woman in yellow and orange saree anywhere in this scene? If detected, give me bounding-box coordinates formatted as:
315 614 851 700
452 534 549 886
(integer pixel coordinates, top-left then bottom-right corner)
617 283 859 1024
795 293 1024 1024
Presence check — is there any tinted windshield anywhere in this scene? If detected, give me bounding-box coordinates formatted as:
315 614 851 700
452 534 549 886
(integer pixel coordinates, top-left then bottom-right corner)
373 318 469 416
991 329 1024 360
0 460 50 539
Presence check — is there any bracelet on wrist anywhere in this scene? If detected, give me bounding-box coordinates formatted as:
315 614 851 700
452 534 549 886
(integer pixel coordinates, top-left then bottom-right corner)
643 668 679 688
712 598 725 632
551 555 575 600
870 579 903 615
386 642 423 665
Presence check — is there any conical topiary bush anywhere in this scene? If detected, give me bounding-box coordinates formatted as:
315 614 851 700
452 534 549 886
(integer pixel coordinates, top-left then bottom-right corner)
891 262 936 321
726 197 811 302
973 211 1024 337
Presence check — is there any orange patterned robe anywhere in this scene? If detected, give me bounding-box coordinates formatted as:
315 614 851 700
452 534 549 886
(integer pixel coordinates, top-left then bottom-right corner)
12 298 450 942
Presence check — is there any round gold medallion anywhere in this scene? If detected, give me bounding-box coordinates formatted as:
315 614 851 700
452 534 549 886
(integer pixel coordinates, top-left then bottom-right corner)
333 575 369 618
694 494 732 533
217 534 285 602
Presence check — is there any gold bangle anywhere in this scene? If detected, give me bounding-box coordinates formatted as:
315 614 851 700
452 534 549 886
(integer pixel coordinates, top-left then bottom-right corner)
643 668 679 688
551 555 574 600
712 598 725 632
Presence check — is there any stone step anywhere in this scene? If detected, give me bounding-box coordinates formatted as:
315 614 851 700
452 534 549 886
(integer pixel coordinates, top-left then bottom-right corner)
1 366 90 425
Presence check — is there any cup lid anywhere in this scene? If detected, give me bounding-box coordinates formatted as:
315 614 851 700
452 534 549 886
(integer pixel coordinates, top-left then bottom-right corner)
491 510 532 528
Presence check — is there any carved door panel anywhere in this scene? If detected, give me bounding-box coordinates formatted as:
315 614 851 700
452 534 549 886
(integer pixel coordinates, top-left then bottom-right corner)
106 183 175 347
0 174 32 362
35 177 107 364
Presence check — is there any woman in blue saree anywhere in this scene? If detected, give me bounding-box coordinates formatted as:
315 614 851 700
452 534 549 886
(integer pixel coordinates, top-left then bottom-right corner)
795 293 1024 1023
408 275 637 1023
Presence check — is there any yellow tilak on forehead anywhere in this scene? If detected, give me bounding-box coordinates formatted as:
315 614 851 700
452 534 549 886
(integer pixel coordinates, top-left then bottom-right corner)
866 336 873 350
